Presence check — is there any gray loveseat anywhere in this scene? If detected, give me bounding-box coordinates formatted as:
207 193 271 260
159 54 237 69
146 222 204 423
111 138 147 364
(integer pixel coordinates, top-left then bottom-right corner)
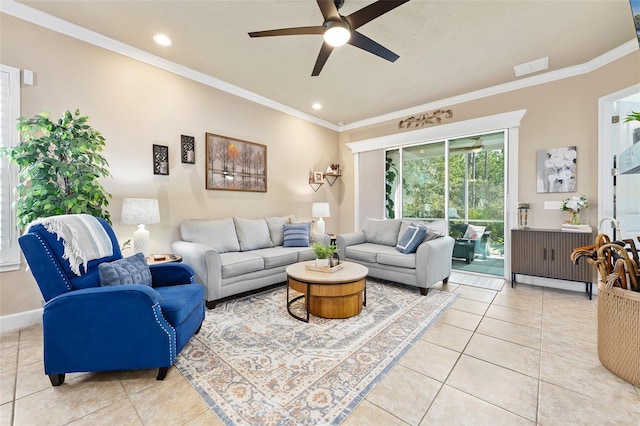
172 216 328 308
337 218 455 295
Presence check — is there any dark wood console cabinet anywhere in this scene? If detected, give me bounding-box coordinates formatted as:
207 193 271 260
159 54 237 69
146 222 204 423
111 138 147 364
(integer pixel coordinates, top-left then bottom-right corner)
511 229 596 299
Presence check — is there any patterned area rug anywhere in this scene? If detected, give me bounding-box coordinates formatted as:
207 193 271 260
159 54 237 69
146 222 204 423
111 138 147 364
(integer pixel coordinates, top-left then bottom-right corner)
176 280 458 425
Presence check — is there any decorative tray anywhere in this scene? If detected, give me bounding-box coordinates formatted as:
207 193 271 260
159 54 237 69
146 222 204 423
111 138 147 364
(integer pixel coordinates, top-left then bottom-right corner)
305 263 344 273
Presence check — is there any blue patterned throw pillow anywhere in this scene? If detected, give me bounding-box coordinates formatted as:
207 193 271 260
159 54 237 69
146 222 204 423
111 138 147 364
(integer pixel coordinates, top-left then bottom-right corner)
282 223 310 247
98 252 152 286
395 223 427 254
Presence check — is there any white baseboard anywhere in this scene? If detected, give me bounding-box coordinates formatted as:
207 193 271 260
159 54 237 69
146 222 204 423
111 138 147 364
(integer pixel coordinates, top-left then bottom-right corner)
0 308 43 332
513 275 598 297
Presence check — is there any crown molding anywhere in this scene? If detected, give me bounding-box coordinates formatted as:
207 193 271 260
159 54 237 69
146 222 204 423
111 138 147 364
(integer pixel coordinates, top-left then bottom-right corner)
346 109 527 153
340 39 638 132
2 0 636 134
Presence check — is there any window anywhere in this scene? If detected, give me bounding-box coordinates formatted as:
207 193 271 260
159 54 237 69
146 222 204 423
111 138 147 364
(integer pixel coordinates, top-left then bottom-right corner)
0 65 21 271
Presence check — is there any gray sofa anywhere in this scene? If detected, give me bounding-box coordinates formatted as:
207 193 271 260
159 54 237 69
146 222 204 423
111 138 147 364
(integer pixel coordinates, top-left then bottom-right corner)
172 216 328 308
337 218 455 295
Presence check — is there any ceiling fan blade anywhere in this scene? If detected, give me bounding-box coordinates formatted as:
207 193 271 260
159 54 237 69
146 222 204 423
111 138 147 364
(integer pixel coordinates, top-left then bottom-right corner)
249 26 324 38
348 31 399 62
312 42 335 76
346 0 410 29
316 0 341 22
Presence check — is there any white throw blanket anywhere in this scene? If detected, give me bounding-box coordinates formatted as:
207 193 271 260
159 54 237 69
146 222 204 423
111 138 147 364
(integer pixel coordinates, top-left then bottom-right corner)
30 214 114 276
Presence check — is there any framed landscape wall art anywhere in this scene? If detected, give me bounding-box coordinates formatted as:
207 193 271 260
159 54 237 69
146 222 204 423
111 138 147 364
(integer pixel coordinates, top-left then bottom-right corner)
205 133 267 192
536 146 577 193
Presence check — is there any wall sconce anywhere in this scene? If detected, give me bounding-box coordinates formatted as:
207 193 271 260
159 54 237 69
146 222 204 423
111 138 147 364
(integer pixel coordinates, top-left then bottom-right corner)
121 198 160 256
153 144 169 175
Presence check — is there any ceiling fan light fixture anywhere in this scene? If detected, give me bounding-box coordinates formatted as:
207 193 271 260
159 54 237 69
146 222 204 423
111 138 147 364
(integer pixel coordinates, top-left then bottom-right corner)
323 21 351 47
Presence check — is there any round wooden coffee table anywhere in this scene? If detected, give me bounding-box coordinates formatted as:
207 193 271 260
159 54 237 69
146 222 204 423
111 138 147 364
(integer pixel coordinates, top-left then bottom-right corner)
286 261 368 322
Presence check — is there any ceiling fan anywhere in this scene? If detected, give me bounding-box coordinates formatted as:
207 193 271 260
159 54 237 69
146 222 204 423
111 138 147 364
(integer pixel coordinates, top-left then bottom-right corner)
450 137 484 154
248 0 410 76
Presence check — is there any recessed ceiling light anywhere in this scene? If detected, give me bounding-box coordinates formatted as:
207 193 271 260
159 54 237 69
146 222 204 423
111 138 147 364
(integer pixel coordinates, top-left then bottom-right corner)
153 34 172 46
312 103 322 110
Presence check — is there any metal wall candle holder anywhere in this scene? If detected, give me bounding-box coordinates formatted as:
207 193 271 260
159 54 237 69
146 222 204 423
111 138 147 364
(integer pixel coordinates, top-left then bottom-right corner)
153 144 169 175
181 135 195 164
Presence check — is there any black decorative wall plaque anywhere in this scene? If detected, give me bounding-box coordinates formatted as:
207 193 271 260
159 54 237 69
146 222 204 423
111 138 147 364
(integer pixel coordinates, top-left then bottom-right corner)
181 135 195 164
153 144 169 175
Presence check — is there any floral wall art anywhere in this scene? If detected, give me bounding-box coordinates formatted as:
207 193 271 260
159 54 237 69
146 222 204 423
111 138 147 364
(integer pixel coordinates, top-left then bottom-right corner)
536 146 577 193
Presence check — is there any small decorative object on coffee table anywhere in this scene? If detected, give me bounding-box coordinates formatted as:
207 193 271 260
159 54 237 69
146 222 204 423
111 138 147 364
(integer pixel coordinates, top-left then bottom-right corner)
286 261 368 322
310 241 337 267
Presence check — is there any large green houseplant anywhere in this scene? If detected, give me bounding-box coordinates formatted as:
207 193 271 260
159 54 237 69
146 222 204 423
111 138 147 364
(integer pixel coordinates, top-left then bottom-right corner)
2 109 112 228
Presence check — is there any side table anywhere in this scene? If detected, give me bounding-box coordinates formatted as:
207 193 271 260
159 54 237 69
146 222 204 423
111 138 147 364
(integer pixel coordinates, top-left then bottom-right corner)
146 254 182 265
453 240 474 264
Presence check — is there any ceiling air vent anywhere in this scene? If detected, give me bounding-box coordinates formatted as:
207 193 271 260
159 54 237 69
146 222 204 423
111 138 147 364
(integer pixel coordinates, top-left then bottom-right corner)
514 57 549 77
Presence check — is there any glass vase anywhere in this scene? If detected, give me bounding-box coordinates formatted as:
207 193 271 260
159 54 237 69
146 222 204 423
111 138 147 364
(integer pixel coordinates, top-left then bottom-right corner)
570 211 580 225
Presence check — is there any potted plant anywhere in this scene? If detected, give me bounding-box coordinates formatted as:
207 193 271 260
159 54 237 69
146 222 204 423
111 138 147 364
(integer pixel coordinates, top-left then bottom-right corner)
561 195 588 225
624 111 640 144
1 109 112 228
385 156 397 219
623 111 640 122
311 242 338 267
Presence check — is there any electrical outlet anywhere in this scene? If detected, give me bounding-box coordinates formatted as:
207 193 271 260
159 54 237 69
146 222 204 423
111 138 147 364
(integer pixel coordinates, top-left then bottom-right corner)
23 69 34 86
544 201 562 210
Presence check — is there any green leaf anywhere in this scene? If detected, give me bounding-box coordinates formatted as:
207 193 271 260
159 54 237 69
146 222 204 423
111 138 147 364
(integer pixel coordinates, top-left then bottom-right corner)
7 109 113 226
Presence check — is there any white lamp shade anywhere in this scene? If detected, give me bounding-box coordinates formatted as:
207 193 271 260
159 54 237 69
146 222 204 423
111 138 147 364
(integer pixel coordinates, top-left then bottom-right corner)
312 202 330 219
121 198 160 225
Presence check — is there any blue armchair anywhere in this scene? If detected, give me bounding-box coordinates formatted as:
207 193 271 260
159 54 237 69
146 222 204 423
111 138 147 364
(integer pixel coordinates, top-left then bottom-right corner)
19 216 205 386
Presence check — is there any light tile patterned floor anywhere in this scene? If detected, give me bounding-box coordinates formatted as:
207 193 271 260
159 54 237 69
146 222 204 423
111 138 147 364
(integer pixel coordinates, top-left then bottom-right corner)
1 279 639 425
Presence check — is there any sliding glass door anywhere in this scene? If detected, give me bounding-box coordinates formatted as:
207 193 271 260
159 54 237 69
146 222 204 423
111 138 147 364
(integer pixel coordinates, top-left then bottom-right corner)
402 142 447 219
385 131 506 277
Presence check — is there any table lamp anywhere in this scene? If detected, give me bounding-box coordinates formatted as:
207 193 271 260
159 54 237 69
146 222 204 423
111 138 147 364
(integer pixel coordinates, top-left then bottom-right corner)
121 198 160 257
312 202 330 234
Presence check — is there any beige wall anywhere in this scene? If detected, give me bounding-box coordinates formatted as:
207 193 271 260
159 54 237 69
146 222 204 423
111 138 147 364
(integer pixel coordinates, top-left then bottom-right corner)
338 51 640 233
0 15 339 316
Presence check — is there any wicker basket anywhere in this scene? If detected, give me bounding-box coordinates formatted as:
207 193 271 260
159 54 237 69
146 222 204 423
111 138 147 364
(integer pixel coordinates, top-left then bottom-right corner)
597 280 640 386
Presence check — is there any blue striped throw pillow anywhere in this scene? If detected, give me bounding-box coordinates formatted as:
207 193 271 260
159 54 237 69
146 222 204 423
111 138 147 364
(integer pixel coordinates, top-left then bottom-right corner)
395 223 427 254
283 223 310 247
